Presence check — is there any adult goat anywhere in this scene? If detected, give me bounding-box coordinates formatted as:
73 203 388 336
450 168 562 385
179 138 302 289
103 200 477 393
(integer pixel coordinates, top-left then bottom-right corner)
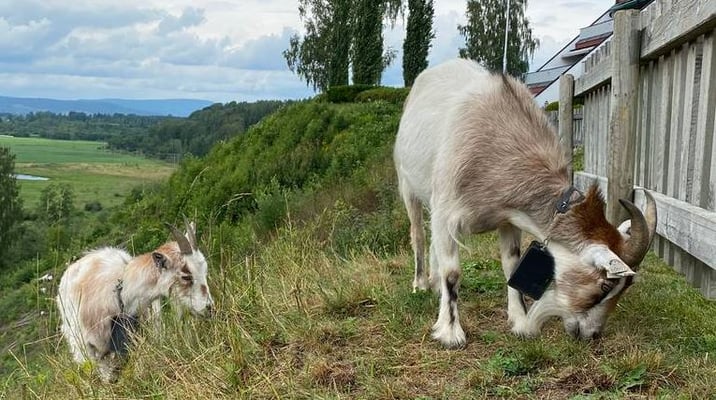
394 59 656 347
56 219 214 381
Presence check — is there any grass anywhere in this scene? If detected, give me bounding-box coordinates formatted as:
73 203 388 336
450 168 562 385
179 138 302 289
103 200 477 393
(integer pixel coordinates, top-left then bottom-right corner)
0 136 174 208
5 222 716 399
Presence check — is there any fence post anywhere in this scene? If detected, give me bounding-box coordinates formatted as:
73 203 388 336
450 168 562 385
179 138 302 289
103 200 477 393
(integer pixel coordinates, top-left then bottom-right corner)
559 74 575 183
607 9 641 224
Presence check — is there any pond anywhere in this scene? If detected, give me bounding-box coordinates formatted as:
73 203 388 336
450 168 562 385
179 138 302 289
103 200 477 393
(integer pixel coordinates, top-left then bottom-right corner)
14 174 49 181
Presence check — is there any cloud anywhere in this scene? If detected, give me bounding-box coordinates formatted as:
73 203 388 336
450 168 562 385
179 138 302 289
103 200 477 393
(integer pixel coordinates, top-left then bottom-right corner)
0 0 607 103
223 27 296 70
157 7 206 35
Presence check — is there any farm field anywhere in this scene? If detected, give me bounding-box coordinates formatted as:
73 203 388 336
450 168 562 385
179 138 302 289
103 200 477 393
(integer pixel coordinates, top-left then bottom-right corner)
0 136 174 208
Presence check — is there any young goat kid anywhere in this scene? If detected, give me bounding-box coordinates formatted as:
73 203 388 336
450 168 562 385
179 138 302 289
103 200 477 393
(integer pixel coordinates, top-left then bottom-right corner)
56 220 214 382
394 59 656 347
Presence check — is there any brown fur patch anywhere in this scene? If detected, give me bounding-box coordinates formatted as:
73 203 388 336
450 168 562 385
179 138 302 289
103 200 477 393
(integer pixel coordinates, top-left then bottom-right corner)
558 268 608 312
552 185 624 254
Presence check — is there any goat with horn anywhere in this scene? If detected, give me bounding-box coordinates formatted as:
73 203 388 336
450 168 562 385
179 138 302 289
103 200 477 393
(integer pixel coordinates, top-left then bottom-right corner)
394 59 657 347
56 218 214 382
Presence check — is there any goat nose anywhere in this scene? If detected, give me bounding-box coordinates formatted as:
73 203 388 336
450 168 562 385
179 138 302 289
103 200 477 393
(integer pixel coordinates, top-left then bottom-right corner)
205 304 215 317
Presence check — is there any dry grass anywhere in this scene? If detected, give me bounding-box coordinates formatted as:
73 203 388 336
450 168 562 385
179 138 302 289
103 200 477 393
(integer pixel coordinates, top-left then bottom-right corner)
5 222 716 399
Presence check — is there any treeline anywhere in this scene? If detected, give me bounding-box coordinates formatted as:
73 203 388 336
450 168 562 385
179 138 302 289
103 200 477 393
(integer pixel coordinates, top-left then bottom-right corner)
0 112 170 141
0 100 289 160
106 100 289 159
285 0 539 90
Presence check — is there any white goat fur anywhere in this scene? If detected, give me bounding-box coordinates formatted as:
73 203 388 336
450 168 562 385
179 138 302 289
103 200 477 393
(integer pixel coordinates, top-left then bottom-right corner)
57 233 213 382
394 59 655 347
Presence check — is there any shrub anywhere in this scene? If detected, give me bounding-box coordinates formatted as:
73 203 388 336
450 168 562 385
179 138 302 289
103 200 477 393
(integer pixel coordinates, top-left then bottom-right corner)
355 87 410 104
544 98 584 112
84 201 103 212
325 85 376 103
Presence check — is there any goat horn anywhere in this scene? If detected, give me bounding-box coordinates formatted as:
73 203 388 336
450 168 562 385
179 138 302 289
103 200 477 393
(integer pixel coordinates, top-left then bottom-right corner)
182 215 197 250
617 190 656 268
165 222 192 255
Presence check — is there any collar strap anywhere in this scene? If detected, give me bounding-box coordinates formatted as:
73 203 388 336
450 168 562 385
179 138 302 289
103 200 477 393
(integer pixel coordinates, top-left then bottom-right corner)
115 279 125 313
543 186 585 246
556 186 584 214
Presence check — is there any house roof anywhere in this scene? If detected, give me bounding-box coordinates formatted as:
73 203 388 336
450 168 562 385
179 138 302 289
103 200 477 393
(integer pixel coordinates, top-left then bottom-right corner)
526 0 656 100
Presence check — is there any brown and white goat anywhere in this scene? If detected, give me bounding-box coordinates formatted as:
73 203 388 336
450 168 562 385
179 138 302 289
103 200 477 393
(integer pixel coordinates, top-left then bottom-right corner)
56 220 214 382
394 59 656 347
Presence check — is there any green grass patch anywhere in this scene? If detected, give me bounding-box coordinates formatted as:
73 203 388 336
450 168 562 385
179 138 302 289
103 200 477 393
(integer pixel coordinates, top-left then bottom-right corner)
0 136 174 207
8 229 716 399
2 100 716 399
0 136 158 164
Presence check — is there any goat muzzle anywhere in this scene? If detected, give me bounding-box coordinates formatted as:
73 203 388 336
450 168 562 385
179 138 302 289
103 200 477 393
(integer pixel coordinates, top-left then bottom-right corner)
617 190 657 268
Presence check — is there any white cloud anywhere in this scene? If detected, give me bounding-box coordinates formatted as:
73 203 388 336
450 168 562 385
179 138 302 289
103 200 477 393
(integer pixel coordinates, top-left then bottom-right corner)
0 0 606 102
157 7 206 34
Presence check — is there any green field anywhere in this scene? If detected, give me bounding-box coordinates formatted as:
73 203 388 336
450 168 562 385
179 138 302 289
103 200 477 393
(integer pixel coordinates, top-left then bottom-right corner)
0 136 174 208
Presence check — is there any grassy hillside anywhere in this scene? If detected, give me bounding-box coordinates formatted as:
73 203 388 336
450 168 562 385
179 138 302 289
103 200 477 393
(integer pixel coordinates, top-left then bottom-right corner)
3 92 716 399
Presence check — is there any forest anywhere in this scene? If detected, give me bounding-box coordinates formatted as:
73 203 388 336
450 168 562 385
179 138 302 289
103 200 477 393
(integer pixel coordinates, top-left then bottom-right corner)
0 100 288 160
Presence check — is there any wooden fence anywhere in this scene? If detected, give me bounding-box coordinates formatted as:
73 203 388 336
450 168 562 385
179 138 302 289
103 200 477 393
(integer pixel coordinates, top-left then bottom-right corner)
547 108 584 146
562 0 716 298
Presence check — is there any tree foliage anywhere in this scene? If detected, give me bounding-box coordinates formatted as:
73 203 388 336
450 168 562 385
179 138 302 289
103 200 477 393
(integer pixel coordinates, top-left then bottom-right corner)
0 112 167 141
0 147 21 259
458 0 539 77
351 0 388 85
284 0 353 92
285 0 400 91
37 183 75 225
107 100 287 160
402 0 434 86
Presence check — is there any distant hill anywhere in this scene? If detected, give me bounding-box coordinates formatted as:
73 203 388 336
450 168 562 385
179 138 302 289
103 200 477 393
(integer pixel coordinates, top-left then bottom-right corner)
0 96 214 117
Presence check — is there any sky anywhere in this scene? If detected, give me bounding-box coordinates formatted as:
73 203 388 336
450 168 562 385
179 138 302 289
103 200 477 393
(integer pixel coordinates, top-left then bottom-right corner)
0 0 607 103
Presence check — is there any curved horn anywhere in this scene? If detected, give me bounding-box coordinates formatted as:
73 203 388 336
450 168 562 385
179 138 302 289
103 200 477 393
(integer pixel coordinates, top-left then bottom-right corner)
643 190 657 243
165 222 192 255
617 190 657 268
182 215 197 250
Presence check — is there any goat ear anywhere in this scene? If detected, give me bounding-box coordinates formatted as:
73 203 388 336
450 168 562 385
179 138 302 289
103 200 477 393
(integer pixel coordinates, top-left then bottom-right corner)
583 245 635 279
152 252 167 270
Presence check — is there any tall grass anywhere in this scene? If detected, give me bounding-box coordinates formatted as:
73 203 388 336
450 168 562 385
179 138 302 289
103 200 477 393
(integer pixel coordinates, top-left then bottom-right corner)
6 211 716 399
3 99 716 399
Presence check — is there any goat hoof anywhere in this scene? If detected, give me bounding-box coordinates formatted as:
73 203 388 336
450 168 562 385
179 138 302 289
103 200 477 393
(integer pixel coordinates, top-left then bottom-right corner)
432 321 466 348
412 277 430 293
510 321 538 339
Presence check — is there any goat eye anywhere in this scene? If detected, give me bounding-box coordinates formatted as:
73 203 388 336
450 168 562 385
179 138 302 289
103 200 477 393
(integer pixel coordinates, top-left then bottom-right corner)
181 275 194 283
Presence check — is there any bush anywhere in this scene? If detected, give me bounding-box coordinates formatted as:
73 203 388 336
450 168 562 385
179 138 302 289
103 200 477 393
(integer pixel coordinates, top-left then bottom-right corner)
325 85 376 103
355 87 410 104
84 201 103 212
544 101 559 111
544 97 584 112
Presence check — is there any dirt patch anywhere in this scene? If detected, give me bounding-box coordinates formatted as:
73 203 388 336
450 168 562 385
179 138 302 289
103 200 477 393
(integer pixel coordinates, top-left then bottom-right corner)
536 367 615 398
310 360 357 391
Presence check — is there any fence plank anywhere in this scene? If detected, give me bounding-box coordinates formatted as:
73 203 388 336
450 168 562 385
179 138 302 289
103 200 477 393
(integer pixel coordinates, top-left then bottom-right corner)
676 43 700 203
649 59 663 190
634 190 716 270
559 74 575 181
693 32 716 210
656 54 674 194
641 0 716 60
667 45 687 200
575 42 613 97
636 65 649 186
607 10 641 224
